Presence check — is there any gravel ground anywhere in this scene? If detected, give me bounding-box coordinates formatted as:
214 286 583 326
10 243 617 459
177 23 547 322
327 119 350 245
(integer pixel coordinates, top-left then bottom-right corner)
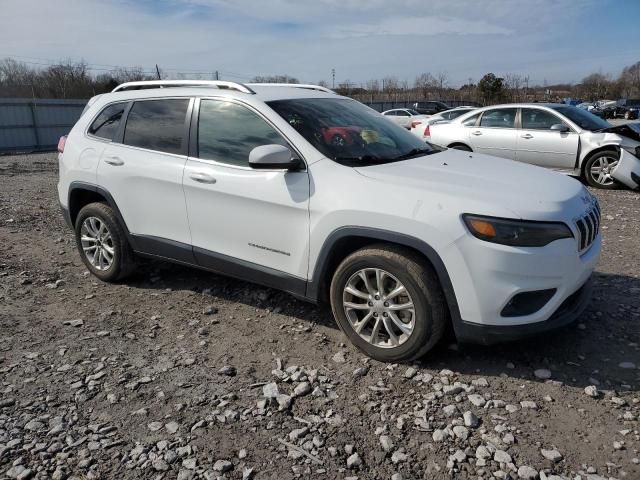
0 152 638 480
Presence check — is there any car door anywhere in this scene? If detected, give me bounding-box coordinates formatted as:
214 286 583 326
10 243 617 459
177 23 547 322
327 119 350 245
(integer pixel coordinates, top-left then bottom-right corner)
182 98 310 286
96 97 193 250
516 108 578 169
468 107 518 159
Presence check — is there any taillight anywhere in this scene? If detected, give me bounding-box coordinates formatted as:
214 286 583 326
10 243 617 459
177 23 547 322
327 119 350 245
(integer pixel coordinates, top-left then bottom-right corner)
424 125 431 137
411 120 422 129
57 135 67 153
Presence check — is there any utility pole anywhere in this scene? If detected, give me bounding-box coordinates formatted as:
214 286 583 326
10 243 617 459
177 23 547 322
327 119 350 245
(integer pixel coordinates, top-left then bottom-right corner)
331 68 335 89
215 70 219 80
155 64 161 80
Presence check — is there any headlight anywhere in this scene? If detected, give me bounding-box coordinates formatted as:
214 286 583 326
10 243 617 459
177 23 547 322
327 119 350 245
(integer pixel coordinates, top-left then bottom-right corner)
462 214 573 247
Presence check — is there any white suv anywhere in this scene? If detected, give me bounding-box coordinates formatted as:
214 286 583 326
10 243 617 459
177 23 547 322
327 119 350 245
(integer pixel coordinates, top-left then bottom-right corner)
58 80 601 362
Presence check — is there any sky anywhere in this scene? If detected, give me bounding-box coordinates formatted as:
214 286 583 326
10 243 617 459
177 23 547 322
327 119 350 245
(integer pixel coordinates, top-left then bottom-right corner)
1 0 639 87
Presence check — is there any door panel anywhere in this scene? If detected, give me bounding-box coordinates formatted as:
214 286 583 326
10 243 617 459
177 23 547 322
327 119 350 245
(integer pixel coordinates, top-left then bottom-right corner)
516 108 579 168
183 160 310 278
468 108 518 159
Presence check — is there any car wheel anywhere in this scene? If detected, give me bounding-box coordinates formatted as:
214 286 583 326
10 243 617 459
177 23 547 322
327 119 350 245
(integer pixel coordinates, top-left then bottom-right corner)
624 111 631 120
329 245 448 362
584 150 619 189
75 202 136 282
449 144 472 152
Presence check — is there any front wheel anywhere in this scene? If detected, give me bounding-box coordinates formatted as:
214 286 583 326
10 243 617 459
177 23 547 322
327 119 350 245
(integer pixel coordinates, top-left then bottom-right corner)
329 245 448 362
74 202 136 282
583 150 620 189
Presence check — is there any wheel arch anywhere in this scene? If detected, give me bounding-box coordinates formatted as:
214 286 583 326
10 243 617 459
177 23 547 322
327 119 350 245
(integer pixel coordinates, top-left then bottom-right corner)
68 182 130 234
580 145 620 176
307 227 462 325
447 142 472 151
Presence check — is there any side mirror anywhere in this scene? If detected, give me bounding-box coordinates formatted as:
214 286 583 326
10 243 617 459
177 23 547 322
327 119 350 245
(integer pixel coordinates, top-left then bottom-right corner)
248 144 300 170
550 123 569 133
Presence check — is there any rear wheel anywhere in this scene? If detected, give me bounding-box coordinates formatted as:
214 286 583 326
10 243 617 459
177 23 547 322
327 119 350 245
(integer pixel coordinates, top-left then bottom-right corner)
74 202 136 282
329 245 448 362
583 150 619 189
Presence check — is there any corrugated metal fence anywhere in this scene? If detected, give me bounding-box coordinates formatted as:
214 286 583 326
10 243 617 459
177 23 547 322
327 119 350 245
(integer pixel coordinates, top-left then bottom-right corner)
0 98 87 153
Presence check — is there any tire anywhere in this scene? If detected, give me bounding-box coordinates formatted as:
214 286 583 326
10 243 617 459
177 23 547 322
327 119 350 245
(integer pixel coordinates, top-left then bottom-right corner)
329 244 448 362
624 111 631 120
449 144 472 152
583 150 620 190
74 202 136 282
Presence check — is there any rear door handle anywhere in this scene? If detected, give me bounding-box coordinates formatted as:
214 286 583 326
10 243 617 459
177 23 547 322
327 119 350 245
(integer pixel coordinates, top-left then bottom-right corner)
103 156 124 166
471 131 482 136
189 172 217 184
521 134 533 139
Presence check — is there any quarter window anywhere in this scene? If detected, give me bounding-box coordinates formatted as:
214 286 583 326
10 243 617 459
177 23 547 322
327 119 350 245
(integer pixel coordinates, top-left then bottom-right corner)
462 114 480 126
123 99 189 155
88 103 126 140
521 108 566 130
479 108 517 128
197 100 288 167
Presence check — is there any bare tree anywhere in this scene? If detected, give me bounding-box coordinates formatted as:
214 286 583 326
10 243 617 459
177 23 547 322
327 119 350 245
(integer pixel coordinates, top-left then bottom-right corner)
251 74 299 84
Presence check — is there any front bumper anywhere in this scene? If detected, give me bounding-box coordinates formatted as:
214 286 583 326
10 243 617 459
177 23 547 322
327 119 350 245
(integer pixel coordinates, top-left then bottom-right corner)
454 276 593 345
612 149 640 190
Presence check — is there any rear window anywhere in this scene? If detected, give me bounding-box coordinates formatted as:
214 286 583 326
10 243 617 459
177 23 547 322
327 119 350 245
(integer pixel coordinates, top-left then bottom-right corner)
88 103 126 140
123 99 189 155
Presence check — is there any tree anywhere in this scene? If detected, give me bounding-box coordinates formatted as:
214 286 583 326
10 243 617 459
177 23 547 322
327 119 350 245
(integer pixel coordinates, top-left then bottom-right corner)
580 72 611 101
477 73 505 104
251 74 299 84
621 61 640 97
414 72 436 99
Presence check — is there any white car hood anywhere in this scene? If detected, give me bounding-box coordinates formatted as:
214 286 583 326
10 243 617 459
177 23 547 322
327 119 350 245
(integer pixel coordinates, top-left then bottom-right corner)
354 149 587 219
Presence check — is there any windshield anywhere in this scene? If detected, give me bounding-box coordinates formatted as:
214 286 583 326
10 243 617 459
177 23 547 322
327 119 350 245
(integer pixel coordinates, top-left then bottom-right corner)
267 98 437 166
549 105 610 131
626 99 640 107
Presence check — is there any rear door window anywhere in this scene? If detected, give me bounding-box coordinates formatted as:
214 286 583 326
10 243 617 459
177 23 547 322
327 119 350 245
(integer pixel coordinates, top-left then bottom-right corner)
123 99 190 155
88 103 127 140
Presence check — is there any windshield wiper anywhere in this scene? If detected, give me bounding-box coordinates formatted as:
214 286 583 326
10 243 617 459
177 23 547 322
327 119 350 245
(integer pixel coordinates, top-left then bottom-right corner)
334 154 382 165
392 148 435 161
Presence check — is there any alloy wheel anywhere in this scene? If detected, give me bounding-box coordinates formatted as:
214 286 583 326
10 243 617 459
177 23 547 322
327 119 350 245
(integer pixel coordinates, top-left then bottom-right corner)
342 268 415 348
80 216 115 271
590 155 618 186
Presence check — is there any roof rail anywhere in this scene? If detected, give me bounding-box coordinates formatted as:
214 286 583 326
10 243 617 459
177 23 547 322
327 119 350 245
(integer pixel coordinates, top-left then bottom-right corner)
112 80 256 94
246 83 335 94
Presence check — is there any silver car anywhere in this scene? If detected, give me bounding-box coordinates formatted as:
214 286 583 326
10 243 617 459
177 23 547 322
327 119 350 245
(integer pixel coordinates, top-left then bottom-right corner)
426 103 640 189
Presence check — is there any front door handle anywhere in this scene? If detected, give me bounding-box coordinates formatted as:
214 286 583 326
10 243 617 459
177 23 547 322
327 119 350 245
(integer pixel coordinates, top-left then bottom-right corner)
103 156 124 166
521 134 533 139
471 131 482 136
189 172 217 184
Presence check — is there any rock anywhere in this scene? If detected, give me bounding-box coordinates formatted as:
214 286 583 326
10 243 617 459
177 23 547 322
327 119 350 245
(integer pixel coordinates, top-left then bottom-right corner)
242 467 254 480
618 362 636 369
540 448 562 462
165 421 180 434
391 474 403 480
182 458 197 469
0 398 16 408
517 465 538 479
391 450 408 464
534 369 552 380
332 351 346 364
476 445 492 459
452 425 469 440
613 441 624 450
404 367 417 378
289 427 309 441
24 420 44 431
152 458 170 471
177 469 194 480
276 394 293 410
442 404 458 417
218 365 236 376
353 366 369 378
494 450 512 464
263 382 279 398
450 450 466 464
432 429 448 442
346 452 362 469
463 411 479 428
238 449 247 459
64 319 84 327
584 385 599 398
468 394 486 407
379 435 394 453
293 381 311 396
213 460 233 472
520 401 538 409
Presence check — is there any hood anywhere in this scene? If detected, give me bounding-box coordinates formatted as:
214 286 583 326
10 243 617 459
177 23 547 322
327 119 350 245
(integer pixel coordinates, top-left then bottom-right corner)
354 149 586 219
600 123 640 142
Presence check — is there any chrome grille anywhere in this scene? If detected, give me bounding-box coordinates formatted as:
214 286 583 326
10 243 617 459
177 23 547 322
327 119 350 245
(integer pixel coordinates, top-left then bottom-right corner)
575 200 600 252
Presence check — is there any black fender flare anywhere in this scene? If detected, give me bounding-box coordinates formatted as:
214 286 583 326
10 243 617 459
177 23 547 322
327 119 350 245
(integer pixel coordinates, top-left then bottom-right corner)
306 226 462 328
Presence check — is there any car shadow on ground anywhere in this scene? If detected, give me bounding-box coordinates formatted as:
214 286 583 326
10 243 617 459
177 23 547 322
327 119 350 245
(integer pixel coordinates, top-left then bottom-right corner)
126 261 639 391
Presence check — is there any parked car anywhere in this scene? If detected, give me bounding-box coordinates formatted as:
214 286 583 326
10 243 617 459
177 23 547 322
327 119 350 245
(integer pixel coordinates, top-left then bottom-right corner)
59 81 602 361
425 103 640 189
410 107 477 139
608 99 640 120
381 108 429 129
412 101 450 115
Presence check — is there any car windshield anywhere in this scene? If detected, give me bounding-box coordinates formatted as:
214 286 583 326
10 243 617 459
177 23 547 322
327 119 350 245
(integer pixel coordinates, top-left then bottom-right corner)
267 98 438 166
626 99 640 107
549 105 610 131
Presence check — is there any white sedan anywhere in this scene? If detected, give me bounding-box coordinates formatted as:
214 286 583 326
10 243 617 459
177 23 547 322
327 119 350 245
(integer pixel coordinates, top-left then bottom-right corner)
424 103 640 189
410 106 477 138
381 108 429 129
